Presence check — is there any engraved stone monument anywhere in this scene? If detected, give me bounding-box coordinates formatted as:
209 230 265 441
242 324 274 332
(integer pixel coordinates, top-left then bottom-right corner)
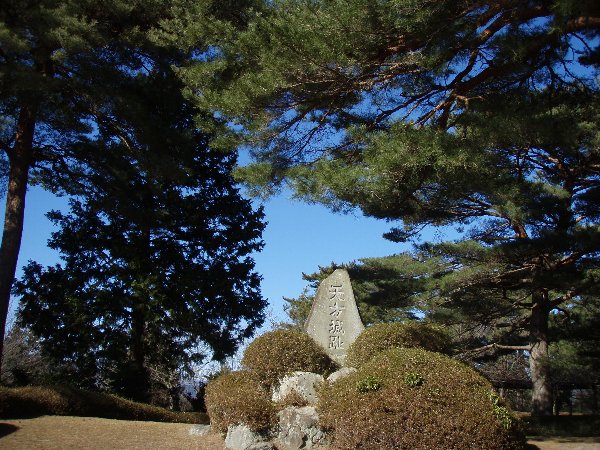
304 269 364 365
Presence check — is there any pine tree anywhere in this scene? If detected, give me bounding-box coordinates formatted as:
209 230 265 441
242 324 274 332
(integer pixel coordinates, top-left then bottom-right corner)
13 67 266 403
178 0 600 416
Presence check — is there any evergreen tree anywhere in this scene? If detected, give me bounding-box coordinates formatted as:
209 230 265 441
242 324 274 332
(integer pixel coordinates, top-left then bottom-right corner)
13 63 266 403
178 0 600 416
0 0 218 372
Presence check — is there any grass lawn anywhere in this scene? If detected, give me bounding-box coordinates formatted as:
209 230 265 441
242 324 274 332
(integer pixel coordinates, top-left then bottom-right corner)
0 416 225 449
1 415 600 449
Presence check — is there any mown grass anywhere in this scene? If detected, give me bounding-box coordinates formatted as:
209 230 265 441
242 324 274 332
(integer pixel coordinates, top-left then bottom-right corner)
0 385 208 424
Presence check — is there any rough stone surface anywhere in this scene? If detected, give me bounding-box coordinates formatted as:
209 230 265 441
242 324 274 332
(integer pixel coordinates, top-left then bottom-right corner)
225 424 274 450
188 424 211 436
276 406 328 450
304 269 364 365
326 367 357 384
272 371 324 406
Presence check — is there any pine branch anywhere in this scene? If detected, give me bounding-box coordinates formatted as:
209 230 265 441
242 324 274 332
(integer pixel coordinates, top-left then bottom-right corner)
465 342 530 355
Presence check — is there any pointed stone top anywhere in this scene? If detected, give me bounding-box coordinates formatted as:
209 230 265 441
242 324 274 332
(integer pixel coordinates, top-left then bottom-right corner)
304 269 364 365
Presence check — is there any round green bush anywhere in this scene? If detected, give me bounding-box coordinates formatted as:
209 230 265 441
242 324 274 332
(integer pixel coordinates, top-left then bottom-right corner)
318 348 527 450
204 371 275 433
242 329 337 387
346 321 452 367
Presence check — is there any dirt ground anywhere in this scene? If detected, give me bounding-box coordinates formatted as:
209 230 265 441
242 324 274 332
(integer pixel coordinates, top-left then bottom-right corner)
1 416 599 449
0 416 225 450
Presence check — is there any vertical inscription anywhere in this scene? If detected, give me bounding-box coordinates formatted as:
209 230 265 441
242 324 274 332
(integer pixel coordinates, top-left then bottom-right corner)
328 284 345 349
305 268 365 365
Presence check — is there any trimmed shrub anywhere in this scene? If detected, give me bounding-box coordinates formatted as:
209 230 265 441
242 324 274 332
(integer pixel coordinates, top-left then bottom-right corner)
346 321 452 367
0 385 205 423
204 371 275 433
318 348 527 450
242 329 337 387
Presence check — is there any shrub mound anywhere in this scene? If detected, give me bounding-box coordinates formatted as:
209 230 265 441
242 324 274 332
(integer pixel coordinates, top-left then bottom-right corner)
204 370 275 433
0 385 205 423
346 321 452 367
242 329 337 387
319 348 527 450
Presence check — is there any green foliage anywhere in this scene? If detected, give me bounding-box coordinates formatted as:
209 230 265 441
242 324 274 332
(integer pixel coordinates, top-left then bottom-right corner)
318 348 527 450
241 330 337 387
356 376 382 393
13 64 266 403
404 372 425 388
547 295 600 385
490 391 514 430
0 385 205 423
346 322 452 367
0 0 242 381
175 0 600 417
204 371 275 433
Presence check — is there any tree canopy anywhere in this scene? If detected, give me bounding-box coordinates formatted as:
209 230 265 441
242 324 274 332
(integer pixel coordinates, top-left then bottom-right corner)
13 63 266 403
177 0 600 416
0 0 270 386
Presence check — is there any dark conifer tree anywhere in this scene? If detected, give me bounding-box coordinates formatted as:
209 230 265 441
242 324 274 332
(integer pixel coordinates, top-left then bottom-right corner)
0 0 216 373
13 65 266 403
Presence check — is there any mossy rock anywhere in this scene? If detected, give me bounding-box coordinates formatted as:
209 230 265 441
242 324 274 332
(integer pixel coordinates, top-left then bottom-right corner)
318 348 527 450
242 329 337 387
204 371 275 433
346 321 452 367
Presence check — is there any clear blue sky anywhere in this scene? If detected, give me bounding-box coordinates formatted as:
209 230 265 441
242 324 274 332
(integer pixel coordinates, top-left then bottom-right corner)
3 184 412 331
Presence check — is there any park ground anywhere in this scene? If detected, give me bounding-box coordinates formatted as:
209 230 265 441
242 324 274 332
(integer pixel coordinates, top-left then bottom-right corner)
1 416 600 450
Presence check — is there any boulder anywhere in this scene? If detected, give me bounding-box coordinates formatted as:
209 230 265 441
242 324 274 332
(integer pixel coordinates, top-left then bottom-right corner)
326 367 357 384
272 371 324 405
225 424 274 450
276 406 327 450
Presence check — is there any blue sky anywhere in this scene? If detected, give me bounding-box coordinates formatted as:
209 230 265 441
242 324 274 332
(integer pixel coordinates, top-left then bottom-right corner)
3 184 411 331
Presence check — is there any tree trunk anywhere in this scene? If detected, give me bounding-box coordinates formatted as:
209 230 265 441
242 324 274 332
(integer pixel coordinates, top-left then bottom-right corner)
131 302 148 381
529 290 553 417
0 104 37 376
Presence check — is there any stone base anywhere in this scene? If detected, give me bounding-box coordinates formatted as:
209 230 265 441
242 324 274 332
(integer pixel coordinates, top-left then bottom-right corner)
225 424 274 450
276 406 328 450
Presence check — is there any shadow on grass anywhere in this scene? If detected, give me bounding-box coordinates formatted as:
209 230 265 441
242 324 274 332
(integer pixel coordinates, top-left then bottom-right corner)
0 423 19 438
528 436 600 443
523 415 600 438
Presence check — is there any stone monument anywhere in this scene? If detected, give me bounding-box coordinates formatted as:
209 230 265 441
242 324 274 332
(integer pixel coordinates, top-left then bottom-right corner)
304 269 364 365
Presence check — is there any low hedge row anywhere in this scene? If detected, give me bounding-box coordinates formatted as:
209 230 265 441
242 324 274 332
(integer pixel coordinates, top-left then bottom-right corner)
0 385 206 423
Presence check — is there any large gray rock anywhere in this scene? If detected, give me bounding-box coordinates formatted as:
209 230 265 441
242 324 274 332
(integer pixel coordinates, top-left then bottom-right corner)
276 406 328 450
272 371 324 406
326 367 357 384
225 424 274 450
304 269 364 365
